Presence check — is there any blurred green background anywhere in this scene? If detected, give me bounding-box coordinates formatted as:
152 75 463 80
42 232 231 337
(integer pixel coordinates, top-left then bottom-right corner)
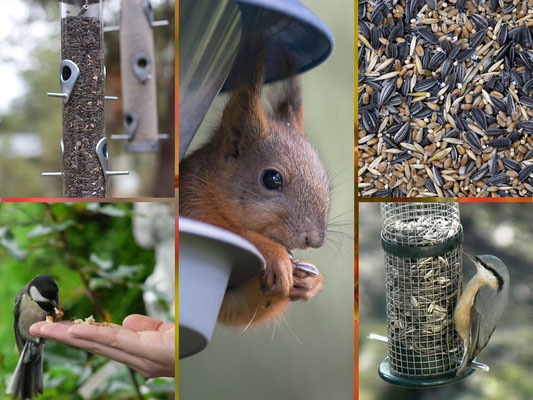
179 0 354 399
359 203 533 400
0 202 174 399
0 0 174 197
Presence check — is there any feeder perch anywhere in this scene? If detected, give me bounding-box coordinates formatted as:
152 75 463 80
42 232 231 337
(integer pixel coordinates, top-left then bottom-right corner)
178 0 334 161
42 138 129 180
179 217 264 359
377 203 474 387
109 0 168 153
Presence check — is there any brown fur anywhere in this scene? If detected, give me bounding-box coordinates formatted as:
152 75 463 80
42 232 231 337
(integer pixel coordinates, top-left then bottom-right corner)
180 51 330 328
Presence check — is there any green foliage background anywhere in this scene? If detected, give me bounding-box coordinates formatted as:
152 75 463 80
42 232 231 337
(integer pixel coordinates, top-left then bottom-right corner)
0 202 174 399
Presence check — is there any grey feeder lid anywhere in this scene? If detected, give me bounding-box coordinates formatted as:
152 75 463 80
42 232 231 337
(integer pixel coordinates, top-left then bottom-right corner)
179 217 265 359
178 0 334 161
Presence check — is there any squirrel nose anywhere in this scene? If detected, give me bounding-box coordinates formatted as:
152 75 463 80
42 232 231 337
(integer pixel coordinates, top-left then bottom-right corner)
304 229 326 248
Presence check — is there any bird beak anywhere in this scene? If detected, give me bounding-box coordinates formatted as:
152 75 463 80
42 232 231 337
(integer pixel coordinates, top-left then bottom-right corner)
462 250 479 266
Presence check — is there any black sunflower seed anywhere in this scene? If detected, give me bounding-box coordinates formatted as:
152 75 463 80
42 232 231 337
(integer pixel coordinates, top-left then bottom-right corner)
432 166 443 187
506 93 516 116
386 43 398 59
501 2 513 13
523 26 532 49
456 47 476 62
470 14 488 29
486 173 509 185
490 137 512 149
418 28 438 44
441 58 453 78
393 122 410 143
445 128 461 138
426 0 437 10
471 108 487 130
388 20 404 42
441 39 452 54
465 159 476 174
448 43 462 60
457 0 466 12
414 78 438 92
450 145 458 161
470 29 487 49
522 78 533 94
490 154 499 176
509 130 521 143
456 62 466 83
428 51 446 70
472 166 489 182
446 72 457 91
490 96 507 113
371 26 380 49
373 189 393 197
362 110 378 133
465 131 482 150
391 151 411 165
370 5 385 26
517 165 533 182
389 95 403 106
518 121 533 132
486 128 506 136
502 158 521 172
425 178 437 193
392 186 404 197
382 135 398 149
379 80 396 105
520 96 533 107
359 19 370 40
498 24 508 45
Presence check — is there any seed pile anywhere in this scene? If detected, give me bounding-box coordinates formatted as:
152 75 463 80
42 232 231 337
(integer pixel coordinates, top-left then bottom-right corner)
358 0 533 197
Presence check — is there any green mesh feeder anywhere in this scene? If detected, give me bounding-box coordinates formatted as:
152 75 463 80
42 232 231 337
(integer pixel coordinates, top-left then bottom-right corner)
378 203 473 387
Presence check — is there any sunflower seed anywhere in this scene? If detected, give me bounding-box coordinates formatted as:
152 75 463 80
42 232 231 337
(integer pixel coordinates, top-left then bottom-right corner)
486 128 506 136
471 108 487 130
518 121 533 132
362 110 378 133
502 158 521 172
490 137 512 149
518 165 533 182
490 154 500 176
394 122 411 143
470 14 488 30
486 173 509 185
472 166 489 182
418 28 438 45
498 24 508 45
432 166 443 187
465 131 482 150
428 52 446 71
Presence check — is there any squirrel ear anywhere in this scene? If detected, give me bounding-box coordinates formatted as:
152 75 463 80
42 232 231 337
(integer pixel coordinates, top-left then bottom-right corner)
220 46 267 157
273 78 305 134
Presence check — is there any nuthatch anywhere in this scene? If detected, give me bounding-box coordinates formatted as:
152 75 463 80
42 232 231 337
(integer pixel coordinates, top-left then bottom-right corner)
454 253 509 376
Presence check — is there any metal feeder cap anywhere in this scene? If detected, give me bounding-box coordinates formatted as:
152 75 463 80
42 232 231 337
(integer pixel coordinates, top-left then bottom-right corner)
222 0 334 90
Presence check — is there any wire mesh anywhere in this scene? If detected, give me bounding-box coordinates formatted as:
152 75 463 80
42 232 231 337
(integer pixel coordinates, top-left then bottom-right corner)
381 203 463 378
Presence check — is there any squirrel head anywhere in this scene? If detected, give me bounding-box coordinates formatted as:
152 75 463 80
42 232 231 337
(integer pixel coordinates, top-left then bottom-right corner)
214 73 330 250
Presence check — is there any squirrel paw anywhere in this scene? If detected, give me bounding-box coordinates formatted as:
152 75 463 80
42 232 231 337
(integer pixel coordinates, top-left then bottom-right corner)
289 269 323 301
261 253 294 297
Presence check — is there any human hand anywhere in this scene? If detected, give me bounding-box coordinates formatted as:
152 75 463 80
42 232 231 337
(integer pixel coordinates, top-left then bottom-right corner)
30 314 175 378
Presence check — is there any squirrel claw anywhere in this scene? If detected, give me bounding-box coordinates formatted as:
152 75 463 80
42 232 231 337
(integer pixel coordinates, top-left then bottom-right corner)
289 272 323 301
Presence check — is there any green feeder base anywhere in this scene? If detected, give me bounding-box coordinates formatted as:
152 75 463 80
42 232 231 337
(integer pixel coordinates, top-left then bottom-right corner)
378 357 474 388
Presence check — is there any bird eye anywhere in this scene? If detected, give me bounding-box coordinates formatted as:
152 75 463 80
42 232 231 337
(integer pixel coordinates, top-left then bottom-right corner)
261 169 283 191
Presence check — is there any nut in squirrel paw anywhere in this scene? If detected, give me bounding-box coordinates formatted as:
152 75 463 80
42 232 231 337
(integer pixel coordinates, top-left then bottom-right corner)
289 254 323 301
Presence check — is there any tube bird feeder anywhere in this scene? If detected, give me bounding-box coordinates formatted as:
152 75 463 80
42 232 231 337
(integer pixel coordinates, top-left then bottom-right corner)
111 0 168 152
378 202 472 387
46 0 128 197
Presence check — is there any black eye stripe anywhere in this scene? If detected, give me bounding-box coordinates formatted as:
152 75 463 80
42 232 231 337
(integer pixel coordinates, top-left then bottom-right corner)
475 256 504 291
261 169 283 191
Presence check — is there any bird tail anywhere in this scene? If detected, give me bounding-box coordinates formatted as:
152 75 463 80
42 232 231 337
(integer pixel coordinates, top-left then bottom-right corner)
455 340 472 376
7 341 44 399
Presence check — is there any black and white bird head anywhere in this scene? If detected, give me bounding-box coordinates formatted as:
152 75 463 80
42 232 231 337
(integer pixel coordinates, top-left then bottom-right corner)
28 275 60 314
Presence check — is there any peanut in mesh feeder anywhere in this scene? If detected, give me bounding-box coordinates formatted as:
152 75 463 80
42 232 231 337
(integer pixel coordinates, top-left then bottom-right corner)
370 203 481 387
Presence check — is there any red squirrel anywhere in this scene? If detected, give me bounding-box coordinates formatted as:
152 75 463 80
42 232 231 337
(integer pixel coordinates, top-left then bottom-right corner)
179 49 330 328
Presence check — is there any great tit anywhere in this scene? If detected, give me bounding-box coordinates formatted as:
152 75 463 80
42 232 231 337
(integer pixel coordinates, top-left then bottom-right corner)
7 275 61 399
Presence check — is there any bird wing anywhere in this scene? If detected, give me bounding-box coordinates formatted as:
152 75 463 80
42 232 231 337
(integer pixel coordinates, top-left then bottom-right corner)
468 285 502 363
13 290 24 353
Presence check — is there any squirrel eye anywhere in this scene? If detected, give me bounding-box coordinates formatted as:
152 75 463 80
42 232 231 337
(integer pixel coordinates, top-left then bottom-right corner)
261 169 283 191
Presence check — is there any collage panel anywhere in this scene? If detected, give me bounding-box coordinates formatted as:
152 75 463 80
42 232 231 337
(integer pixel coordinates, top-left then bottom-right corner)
178 0 354 399
0 201 175 399
357 0 533 198
0 0 175 199
357 200 533 399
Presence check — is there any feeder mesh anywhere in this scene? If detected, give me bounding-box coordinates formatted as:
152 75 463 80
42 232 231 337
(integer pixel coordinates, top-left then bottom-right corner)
381 203 463 378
